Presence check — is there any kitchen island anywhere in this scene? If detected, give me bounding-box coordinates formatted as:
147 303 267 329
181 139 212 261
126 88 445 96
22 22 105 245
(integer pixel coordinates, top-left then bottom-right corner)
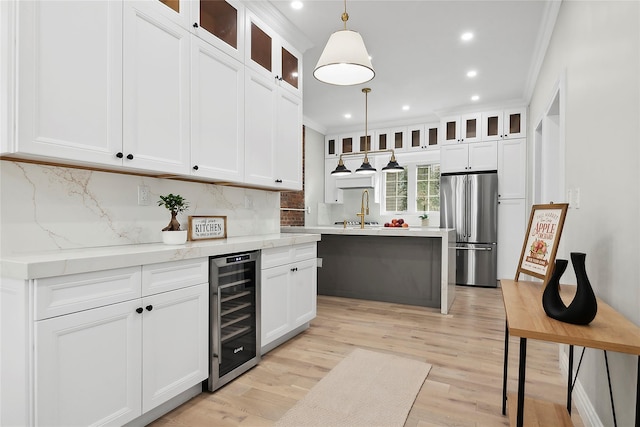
282 226 456 314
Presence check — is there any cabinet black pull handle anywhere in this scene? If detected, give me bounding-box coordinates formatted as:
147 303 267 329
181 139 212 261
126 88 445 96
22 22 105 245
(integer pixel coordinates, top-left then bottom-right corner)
116 152 123 158
275 179 283 183
136 307 143 314
146 305 153 311
193 22 199 28
291 267 295 272
193 165 199 170
126 154 134 160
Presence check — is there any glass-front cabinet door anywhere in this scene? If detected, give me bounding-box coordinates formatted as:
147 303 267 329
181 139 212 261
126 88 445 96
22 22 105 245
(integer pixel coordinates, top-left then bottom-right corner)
441 117 460 144
245 12 302 97
325 135 339 158
426 123 439 148
482 108 526 140
461 113 481 143
193 0 244 61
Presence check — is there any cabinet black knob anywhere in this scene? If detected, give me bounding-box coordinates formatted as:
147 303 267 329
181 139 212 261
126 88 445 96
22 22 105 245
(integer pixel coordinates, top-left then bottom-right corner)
193 22 199 28
193 165 199 171
146 305 153 311
126 154 134 160
116 152 123 158
136 307 143 314
275 179 283 183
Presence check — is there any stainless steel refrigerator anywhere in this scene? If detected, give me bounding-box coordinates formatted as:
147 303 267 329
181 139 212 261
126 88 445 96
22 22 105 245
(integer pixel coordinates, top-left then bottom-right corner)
440 172 498 287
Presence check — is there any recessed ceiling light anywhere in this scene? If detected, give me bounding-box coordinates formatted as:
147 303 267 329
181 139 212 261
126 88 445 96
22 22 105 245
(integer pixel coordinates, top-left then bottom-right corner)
291 1 303 10
466 70 477 78
344 113 352 119
461 32 474 41
471 95 480 101
402 105 410 111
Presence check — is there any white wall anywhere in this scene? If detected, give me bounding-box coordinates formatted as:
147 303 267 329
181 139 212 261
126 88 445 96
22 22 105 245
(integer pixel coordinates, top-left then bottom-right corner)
529 1 639 425
0 161 280 254
304 126 325 226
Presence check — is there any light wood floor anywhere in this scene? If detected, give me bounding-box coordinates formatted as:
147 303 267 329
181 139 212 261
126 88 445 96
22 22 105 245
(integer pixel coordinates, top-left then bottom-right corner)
150 286 584 426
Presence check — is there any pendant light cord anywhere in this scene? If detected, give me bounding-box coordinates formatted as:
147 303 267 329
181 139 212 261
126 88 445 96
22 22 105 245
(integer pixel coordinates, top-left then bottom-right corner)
363 88 370 163
341 0 349 30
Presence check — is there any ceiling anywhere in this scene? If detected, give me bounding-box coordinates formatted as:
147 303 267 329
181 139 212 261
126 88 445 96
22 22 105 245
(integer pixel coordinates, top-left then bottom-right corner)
266 0 556 135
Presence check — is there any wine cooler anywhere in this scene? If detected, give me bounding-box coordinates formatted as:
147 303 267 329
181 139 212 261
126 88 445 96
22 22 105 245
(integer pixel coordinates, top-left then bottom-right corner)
207 251 260 391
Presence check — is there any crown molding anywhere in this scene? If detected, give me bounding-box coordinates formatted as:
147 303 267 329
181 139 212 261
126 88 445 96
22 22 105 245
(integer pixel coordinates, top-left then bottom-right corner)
523 0 563 103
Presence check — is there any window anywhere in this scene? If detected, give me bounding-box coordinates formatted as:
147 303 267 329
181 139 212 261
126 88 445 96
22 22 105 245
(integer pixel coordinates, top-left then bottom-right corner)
385 168 408 212
416 164 440 212
382 163 440 214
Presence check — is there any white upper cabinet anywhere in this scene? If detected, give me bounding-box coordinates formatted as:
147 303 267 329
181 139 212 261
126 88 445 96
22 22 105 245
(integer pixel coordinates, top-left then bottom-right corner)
274 89 303 190
16 0 124 166
123 2 191 174
190 36 245 182
245 12 302 98
325 134 340 158
376 127 408 152
481 107 527 141
440 141 497 173
1 0 15 155
498 138 526 199
191 0 245 61
245 70 277 188
441 113 481 144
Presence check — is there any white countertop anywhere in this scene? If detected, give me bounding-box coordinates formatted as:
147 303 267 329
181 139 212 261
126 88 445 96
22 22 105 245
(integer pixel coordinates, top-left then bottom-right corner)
281 225 455 238
1 233 321 280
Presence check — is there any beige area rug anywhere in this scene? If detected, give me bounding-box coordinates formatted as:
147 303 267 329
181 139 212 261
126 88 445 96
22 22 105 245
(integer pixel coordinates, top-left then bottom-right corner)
274 348 432 427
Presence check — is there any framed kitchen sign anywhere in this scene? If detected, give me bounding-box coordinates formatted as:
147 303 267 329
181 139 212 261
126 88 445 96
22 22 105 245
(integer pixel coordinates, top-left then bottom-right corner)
188 216 227 241
515 203 569 284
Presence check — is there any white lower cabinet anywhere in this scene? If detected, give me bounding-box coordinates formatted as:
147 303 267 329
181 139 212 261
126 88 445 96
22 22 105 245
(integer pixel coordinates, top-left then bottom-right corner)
29 259 208 426
36 299 142 426
261 243 317 352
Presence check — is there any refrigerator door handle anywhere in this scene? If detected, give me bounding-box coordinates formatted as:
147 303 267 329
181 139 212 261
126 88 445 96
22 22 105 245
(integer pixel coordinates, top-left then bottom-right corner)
455 246 493 251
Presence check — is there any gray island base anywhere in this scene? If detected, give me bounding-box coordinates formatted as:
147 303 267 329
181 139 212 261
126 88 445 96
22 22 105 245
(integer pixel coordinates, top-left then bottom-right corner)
281 226 456 314
318 234 441 308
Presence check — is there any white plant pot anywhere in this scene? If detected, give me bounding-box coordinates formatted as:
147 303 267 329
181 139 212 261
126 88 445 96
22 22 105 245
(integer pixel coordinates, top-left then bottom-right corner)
162 230 188 245
421 219 430 227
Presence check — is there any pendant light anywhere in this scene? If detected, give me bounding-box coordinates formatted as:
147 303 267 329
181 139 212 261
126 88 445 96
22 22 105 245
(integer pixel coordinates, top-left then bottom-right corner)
355 88 376 175
330 88 403 175
313 0 375 86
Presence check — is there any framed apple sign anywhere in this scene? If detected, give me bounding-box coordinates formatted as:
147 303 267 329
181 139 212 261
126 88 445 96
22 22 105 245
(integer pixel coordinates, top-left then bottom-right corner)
515 203 569 284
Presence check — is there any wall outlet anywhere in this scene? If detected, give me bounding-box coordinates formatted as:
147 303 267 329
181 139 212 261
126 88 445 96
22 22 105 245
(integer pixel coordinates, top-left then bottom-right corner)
138 185 150 206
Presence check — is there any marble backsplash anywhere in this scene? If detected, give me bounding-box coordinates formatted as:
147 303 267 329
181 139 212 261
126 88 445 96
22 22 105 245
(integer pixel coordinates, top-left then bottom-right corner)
0 161 280 255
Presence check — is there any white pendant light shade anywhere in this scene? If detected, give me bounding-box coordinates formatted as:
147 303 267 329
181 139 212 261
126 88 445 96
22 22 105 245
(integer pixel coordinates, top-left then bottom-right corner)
313 30 375 86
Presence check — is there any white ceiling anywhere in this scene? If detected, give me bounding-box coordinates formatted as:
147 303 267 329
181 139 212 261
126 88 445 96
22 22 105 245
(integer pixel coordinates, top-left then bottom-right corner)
265 0 556 135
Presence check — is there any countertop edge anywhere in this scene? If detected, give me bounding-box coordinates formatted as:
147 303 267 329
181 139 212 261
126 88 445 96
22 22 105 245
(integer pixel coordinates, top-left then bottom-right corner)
1 233 321 280
281 226 455 238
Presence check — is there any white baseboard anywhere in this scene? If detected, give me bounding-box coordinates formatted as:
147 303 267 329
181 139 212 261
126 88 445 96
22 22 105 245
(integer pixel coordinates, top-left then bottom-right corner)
558 346 603 427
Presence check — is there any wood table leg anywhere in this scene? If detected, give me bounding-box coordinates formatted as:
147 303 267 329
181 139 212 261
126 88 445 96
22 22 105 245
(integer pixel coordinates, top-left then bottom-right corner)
502 320 509 415
517 337 527 427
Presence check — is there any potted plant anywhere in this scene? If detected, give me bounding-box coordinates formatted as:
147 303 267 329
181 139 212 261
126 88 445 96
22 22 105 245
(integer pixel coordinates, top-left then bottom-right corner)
158 193 189 244
419 213 429 227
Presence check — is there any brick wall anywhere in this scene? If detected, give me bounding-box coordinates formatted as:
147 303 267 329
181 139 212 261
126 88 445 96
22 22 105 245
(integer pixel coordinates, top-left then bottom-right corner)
280 126 305 226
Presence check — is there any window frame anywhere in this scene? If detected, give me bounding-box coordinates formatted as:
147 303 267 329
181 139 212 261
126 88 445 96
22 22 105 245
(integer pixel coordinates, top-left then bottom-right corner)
380 160 441 216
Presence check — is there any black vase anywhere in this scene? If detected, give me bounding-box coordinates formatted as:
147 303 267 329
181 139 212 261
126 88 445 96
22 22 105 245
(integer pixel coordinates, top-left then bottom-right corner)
542 258 569 319
542 252 598 325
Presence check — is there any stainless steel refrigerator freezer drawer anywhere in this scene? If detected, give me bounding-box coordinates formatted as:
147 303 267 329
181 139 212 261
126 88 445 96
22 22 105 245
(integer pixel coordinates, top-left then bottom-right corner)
455 243 498 287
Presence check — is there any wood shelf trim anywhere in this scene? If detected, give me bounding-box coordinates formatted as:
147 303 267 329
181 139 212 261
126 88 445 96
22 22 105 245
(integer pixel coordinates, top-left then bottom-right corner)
507 393 573 427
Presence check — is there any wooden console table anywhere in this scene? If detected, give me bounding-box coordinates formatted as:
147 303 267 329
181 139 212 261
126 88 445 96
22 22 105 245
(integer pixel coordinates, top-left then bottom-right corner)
500 279 640 427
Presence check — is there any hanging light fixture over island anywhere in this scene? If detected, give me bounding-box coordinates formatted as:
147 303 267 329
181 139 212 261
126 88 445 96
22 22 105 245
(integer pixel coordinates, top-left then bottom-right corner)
331 88 404 176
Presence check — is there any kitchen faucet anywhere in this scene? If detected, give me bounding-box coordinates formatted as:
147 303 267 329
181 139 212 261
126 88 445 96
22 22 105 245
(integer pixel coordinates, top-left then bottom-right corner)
356 189 370 229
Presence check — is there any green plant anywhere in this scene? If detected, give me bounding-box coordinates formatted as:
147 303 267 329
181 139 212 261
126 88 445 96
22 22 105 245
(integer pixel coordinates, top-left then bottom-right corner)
419 213 429 220
158 193 189 231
